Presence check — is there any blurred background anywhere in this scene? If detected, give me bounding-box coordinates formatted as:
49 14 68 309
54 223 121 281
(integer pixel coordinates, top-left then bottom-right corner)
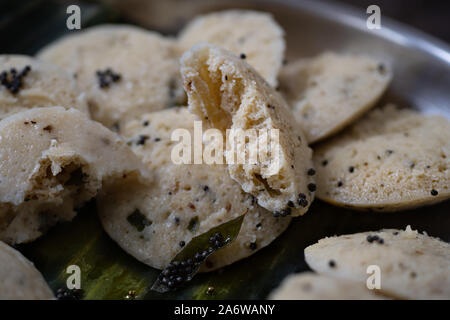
0 0 449 55
340 0 449 43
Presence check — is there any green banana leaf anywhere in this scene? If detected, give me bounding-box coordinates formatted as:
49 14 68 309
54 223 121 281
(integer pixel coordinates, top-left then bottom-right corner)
20 198 450 300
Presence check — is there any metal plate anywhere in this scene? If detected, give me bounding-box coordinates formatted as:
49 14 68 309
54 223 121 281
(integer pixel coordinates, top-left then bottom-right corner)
7 0 450 299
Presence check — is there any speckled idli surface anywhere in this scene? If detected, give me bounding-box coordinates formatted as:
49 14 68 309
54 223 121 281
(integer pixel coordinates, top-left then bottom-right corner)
305 226 450 299
98 108 291 271
0 55 88 120
314 104 450 211
0 107 149 244
279 52 391 143
178 10 285 87
38 24 184 129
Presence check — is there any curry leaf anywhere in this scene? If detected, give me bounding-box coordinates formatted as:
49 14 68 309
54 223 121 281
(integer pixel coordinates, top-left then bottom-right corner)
187 216 199 232
151 214 245 293
127 209 152 232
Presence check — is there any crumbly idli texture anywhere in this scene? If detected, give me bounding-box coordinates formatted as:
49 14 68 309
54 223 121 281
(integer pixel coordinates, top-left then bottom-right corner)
269 272 386 300
279 52 391 143
313 104 450 211
305 226 450 299
98 108 291 271
37 24 184 129
0 55 88 120
178 10 285 87
0 241 54 300
180 43 314 217
0 107 149 244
